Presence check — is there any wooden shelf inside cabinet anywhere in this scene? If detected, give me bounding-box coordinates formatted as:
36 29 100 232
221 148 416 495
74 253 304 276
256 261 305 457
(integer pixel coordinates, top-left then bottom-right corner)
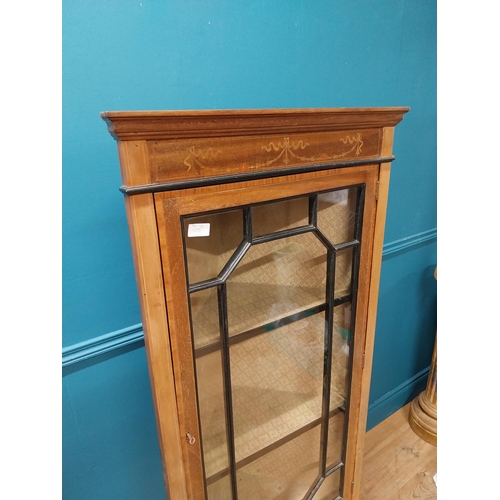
102 107 409 500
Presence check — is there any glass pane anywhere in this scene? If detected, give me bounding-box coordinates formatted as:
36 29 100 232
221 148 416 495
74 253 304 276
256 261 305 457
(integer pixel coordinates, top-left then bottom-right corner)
190 288 220 349
252 197 309 237
317 188 357 245
236 424 322 500
206 475 232 500
195 351 229 480
334 247 353 299
230 314 325 463
182 189 362 498
326 410 345 470
183 209 243 284
314 468 342 500
330 302 352 410
226 232 327 337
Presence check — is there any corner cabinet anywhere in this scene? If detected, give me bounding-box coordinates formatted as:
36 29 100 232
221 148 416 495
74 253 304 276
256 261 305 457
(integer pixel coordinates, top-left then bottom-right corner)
101 108 408 500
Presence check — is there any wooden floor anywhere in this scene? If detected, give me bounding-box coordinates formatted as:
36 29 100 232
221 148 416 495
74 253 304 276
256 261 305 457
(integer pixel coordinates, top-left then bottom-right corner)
360 403 437 500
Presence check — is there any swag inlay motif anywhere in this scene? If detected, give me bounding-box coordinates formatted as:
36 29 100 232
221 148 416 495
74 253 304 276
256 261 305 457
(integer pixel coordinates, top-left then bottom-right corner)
250 134 364 170
147 130 377 184
183 134 364 173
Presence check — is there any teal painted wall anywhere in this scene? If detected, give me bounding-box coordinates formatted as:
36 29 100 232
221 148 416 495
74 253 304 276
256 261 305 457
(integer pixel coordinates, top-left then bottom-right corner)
62 1 436 498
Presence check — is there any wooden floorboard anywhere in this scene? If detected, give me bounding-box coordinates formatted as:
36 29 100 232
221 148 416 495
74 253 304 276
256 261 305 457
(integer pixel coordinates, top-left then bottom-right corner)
360 403 437 500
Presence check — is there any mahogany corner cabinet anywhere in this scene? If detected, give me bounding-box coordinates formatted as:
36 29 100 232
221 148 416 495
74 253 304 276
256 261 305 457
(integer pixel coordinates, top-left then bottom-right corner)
101 107 409 500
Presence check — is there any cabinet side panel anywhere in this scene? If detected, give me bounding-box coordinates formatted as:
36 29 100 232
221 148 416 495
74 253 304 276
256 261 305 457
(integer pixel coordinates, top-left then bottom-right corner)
117 140 152 186
124 193 187 500
351 127 395 499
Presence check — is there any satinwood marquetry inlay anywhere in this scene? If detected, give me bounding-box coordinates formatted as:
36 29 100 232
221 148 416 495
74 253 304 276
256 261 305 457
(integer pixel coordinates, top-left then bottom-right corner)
148 129 380 183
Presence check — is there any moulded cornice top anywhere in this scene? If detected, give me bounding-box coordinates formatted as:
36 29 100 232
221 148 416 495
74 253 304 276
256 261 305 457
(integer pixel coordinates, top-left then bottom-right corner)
101 107 410 141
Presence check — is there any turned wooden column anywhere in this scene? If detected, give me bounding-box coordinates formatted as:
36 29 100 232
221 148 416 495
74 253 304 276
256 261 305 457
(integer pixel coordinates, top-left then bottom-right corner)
408 268 437 445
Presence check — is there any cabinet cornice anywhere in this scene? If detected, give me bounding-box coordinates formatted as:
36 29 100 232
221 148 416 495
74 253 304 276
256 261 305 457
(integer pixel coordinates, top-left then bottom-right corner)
101 107 409 141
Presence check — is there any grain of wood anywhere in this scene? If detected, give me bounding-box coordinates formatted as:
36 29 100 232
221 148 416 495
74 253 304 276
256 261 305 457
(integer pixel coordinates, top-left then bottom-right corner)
103 108 409 499
360 404 437 500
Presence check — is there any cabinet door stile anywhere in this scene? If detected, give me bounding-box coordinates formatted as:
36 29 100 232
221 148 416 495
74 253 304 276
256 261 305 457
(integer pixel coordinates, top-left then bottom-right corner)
340 173 379 499
154 196 207 500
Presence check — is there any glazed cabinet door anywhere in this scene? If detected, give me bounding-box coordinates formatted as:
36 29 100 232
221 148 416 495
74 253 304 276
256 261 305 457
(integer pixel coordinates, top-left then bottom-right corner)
154 166 379 500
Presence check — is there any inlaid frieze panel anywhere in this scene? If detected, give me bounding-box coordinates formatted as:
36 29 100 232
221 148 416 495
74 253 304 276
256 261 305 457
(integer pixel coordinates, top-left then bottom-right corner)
148 129 381 183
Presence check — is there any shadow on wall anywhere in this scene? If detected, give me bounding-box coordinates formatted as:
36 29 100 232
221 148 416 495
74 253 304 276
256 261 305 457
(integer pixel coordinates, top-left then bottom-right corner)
380 243 437 376
366 239 437 428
